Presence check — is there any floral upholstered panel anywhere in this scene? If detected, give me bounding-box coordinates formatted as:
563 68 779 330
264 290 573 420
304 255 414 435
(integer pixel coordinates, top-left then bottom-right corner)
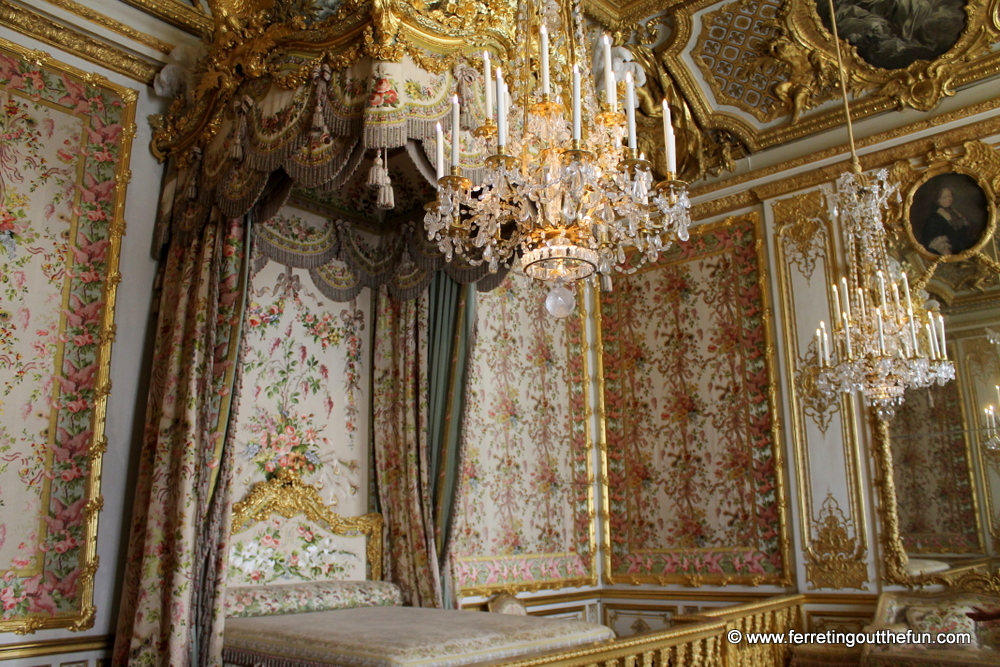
450 271 594 594
227 210 371 586
863 592 1000 667
224 580 402 618
223 606 615 667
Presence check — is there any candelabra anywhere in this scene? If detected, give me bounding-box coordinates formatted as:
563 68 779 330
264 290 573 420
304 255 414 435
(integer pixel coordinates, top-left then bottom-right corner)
812 0 954 419
423 0 691 317
984 404 1000 453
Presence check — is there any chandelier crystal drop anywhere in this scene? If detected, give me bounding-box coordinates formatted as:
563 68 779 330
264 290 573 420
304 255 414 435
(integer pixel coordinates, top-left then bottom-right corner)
423 0 691 308
813 0 954 420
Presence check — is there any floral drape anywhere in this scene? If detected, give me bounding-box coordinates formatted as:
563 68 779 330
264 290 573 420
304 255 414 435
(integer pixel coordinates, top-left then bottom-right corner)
372 286 441 608
113 214 248 666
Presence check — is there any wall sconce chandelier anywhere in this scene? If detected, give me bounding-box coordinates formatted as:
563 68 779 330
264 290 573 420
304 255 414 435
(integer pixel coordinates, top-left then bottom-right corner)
423 0 691 317
814 0 954 419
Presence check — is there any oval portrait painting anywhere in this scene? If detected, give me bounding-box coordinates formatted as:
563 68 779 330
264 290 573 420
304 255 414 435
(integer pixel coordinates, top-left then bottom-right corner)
817 0 967 70
908 172 991 259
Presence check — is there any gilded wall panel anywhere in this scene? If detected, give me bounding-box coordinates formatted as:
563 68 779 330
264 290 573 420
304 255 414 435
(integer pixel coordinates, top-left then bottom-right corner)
771 190 869 590
0 38 136 633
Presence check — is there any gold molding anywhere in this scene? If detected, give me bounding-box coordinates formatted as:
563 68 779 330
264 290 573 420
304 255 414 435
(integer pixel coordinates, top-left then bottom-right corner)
0 634 113 661
581 0 670 36
0 0 160 84
766 0 1000 121
598 212 793 588
885 141 1000 294
690 101 1000 222
772 190 870 592
39 0 175 54
230 468 384 581
117 0 212 37
0 36 136 634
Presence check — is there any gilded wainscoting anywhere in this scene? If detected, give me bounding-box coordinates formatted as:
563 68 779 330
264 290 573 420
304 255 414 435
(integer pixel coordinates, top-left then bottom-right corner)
771 190 869 590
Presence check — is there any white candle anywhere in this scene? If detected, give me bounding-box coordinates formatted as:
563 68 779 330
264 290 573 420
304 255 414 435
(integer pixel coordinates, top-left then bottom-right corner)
877 271 887 309
572 64 581 142
496 67 506 147
845 323 853 359
876 310 885 354
661 99 677 174
902 273 912 312
625 72 636 150
603 35 616 111
820 321 829 365
451 94 460 169
857 288 866 324
995 384 999 407
483 51 493 121
937 314 947 358
907 308 918 354
831 284 841 328
816 328 823 366
841 277 851 320
539 24 550 96
824 331 830 366
891 282 901 315
926 322 938 359
435 121 445 180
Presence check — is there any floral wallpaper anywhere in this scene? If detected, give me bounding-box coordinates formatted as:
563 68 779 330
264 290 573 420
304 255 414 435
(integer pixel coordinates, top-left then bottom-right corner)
601 215 788 585
891 382 981 553
449 272 594 594
227 209 371 586
0 44 132 629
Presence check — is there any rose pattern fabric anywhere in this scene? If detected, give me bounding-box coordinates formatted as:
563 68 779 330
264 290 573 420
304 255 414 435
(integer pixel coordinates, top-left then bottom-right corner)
372 287 441 607
449 272 592 592
227 518 360 586
891 382 980 553
224 580 403 618
0 46 130 628
601 217 785 583
114 215 247 666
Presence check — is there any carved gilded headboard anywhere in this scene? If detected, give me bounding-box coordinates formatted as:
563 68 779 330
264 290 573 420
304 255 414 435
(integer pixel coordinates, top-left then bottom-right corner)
230 468 383 581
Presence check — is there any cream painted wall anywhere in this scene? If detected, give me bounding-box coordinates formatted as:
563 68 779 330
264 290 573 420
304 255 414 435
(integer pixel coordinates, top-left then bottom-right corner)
0 31 167 667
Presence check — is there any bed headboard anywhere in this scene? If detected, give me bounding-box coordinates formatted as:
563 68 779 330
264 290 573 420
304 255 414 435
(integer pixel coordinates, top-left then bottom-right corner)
230 468 383 581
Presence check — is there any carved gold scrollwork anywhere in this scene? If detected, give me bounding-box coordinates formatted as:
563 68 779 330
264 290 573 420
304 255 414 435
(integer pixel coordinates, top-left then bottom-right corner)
795 355 837 436
806 494 868 590
763 0 1000 123
883 141 1000 301
231 468 384 580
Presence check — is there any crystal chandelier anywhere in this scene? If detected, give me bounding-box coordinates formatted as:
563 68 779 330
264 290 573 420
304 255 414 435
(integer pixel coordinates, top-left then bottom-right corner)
813 0 954 419
423 0 691 316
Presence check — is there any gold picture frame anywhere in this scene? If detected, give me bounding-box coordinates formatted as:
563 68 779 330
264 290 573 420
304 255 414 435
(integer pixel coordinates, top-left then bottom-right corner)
903 165 996 264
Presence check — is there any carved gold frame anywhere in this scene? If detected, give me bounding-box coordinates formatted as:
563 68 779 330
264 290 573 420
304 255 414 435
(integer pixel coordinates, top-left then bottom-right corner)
659 0 1000 153
231 468 384 580
772 191 870 590
0 37 135 635
885 142 1000 294
596 212 793 587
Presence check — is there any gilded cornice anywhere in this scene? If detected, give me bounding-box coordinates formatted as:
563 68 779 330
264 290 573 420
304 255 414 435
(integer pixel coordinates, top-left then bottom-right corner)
117 0 213 37
39 0 175 54
0 0 160 84
690 98 1000 221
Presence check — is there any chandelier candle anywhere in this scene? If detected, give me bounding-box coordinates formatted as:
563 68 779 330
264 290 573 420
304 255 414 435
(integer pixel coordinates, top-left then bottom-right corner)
662 100 676 173
451 95 460 168
495 67 507 147
625 72 636 150
603 35 616 111
435 122 445 180
483 51 492 120
572 64 581 142
539 24 550 96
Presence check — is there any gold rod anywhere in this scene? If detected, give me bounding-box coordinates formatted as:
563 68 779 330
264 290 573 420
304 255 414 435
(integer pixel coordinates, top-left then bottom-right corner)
826 0 861 174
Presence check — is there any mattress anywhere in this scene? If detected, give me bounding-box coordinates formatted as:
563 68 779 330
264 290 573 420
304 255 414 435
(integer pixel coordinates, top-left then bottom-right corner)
222 605 615 667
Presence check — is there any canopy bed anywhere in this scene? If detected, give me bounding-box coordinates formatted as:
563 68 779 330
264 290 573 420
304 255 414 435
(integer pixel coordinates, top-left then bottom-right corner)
220 471 614 667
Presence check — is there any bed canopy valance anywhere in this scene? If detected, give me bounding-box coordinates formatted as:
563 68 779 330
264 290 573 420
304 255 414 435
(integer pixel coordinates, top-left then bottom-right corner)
152 0 519 298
